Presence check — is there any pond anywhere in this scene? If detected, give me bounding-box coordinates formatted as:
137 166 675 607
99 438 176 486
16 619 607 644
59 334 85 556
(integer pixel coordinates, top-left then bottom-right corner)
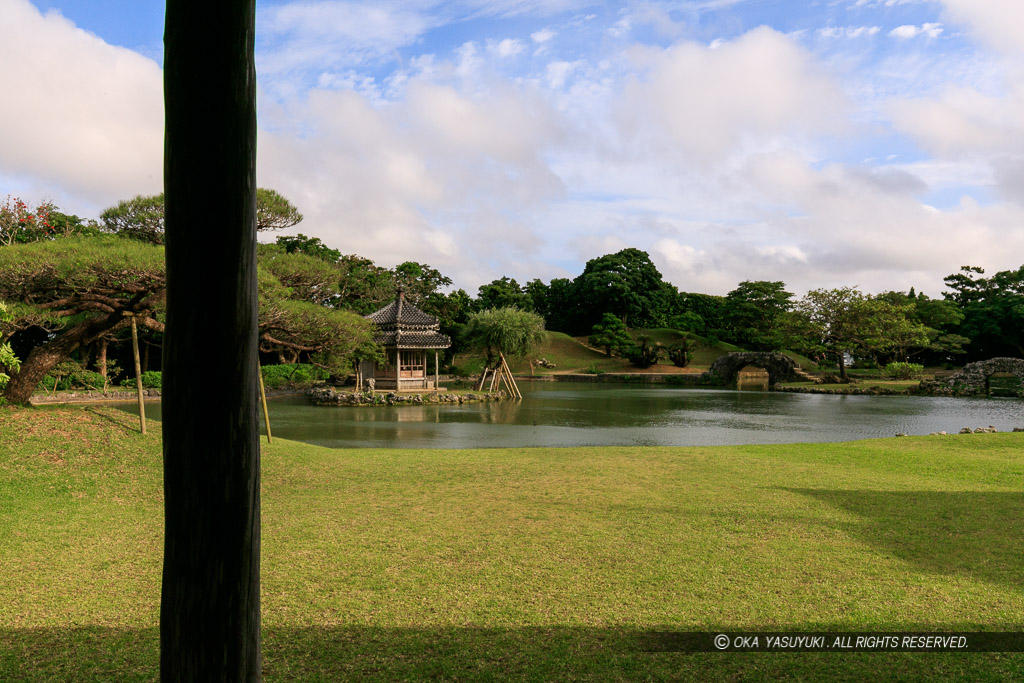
118 382 1023 449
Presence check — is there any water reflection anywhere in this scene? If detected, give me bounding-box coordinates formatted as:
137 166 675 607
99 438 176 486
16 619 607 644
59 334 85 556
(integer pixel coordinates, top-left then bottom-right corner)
118 382 1023 450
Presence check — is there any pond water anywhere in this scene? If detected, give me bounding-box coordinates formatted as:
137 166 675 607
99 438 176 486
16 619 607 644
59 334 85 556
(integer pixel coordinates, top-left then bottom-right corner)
119 382 1023 449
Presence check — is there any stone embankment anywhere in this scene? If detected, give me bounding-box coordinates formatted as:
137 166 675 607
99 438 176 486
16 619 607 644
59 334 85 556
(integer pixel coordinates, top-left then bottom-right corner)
918 357 1024 397
307 385 508 406
31 389 162 405
550 373 710 385
776 385 909 396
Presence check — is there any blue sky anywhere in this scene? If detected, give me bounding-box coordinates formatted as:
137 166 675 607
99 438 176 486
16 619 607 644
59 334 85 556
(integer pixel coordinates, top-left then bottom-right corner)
3 0 1023 296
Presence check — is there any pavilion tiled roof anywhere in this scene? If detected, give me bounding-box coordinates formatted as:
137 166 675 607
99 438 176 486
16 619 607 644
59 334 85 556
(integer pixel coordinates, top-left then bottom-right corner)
366 290 452 349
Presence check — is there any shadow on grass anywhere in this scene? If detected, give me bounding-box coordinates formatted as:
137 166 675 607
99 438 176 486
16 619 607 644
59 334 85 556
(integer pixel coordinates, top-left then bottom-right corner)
786 490 1024 589
3 626 1022 682
82 406 142 432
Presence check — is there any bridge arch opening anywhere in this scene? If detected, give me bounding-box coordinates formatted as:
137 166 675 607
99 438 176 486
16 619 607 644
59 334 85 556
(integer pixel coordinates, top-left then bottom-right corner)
736 365 769 390
986 372 1023 397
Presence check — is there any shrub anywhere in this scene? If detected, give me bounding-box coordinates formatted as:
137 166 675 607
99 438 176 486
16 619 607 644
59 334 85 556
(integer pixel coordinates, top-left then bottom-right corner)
39 362 106 391
883 362 924 380
626 336 661 368
120 370 162 389
589 313 632 357
666 339 691 368
260 363 329 389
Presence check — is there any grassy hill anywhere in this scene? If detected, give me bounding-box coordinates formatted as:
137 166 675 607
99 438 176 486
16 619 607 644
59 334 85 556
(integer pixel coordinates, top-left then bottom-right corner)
475 329 742 376
452 327 821 380
2 405 1022 681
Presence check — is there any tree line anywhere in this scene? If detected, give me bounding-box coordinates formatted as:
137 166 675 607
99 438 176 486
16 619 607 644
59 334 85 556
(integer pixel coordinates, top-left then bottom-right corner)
1 192 1022 403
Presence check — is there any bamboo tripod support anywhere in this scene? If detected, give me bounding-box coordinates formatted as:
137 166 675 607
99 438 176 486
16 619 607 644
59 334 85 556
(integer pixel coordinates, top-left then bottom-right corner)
498 352 523 399
257 366 272 443
477 353 523 399
129 315 146 434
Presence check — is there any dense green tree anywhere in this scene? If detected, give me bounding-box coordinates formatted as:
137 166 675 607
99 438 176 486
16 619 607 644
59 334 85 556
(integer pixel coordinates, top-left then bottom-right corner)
0 237 377 404
275 233 341 262
476 276 533 312
258 244 340 307
0 237 166 403
1 197 98 245
334 254 394 315
258 295 376 370
0 302 20 391
529 277 577 333
876 289 969 363
421 288 474 360
393 261 453 305
789 287 928 381
588 313 633 356
572 248 671 332
943 265 1024 360
255 188 303 231
100 188 303 244
723 280 793 351
100 194 166 244
673 292 726 339
461 307 545 370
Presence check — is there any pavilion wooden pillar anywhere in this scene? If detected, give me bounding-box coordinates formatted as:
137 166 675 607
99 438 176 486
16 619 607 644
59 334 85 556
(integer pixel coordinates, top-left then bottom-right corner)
161 1 261 679
435 351 439 391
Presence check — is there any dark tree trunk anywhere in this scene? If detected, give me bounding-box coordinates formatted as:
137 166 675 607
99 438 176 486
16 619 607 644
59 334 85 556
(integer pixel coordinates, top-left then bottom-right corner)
97 338 108 380
2 312 121 404
161 2 261 681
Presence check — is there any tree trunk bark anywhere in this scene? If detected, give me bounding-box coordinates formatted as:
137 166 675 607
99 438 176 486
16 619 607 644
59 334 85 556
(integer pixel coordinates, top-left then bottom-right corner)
2 312 121 404
162 2 261 680
97 338 108 380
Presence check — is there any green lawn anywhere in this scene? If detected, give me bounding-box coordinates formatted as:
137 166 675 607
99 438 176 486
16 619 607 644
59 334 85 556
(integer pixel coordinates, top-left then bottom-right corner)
1 405 1022 680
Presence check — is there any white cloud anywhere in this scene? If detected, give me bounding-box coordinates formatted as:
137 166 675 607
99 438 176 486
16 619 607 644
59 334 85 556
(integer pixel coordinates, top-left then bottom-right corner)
531 28 556 43
545 60 583 89
0 0 163 212
257 2 434 75
888 23 943 39
818 26 881 39
620 27 848 163
489 38 525 57
940 0 1024 54
887 85 1024 158
256 76 565 280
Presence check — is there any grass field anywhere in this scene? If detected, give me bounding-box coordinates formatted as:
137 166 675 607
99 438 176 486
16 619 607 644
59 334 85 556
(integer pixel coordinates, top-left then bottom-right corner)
1 405 1022 681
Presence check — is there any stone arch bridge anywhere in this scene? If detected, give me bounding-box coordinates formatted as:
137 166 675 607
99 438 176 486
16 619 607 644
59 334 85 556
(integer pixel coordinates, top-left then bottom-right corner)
931 357 1024 397
704 352 802 388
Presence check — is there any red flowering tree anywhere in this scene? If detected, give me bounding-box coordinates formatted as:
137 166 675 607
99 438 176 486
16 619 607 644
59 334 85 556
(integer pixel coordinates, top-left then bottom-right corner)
0 196 53 245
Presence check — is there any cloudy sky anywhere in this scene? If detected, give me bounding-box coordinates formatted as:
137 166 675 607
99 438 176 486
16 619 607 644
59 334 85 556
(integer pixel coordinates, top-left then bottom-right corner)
3 0 1023 297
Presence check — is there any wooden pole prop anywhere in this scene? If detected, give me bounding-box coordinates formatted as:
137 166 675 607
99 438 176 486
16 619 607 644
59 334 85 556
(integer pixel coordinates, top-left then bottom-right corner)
498 364 514 397
499 352 522 399
257 365 272 443
130 315 146 434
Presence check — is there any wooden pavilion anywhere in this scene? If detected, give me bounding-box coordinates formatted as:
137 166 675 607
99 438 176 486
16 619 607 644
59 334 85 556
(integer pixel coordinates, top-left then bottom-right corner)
359 289 451 392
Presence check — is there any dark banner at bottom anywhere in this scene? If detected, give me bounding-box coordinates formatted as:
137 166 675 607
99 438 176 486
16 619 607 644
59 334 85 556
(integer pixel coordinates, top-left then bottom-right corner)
643 632 1024 653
